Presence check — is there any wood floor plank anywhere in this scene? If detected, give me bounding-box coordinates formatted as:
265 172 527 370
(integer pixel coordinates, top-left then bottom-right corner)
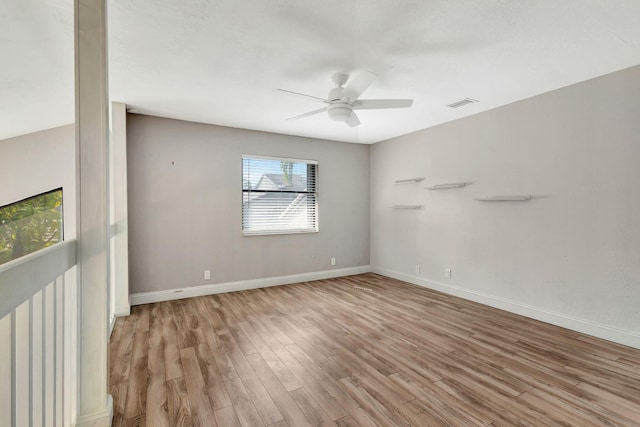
110 381 128 427
288 386 337 427
576 335 640 364
135 304 150 332
224 377 266 427
519 390 610 427
283 344 379 426
388 373 490 426
433 378 537 426
331 346 415 406
161 316 184 381
110 314 137 386
279 324 351 380
173 300 198 349
218 332 284 425
271 345 348 421
110 316 126 343
334 415 359 427
194 342 233 410
526 382 638 427
238 321 302 392
490 352 582 390
245 352 313 427
146 316 170 427
337 376 410 426
122 414 145 427
575 381 640 423
166 377 194 427
229 325 258 356
214 405 243 427
259 316 295 347
401 398 456 426
180 347 218 426
109 273 640 427
123 330 149 419
197 315 239 381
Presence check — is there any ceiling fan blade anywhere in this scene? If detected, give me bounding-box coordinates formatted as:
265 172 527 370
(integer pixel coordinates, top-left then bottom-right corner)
353 99 414 110
286 107 328 121
346 111 361 127
275 88 328 103
342 70 376 102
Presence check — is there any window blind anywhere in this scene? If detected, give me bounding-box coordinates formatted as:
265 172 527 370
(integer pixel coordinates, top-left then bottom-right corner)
242 155 318 235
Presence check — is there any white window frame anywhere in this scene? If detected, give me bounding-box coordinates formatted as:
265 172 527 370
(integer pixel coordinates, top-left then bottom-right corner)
242 154 319 236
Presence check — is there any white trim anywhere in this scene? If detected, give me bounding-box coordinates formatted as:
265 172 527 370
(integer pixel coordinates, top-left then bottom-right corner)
474 195 532 201
110 101 130 330
0 240 76 319
114 305 130 317
394 177 424 184
242 153 318 164
371 266 640 350
108 314 116 340
425 182 467 189
75 395 112 427
391 205 423 210
243 228 319 237
75 0 110 418
130 265 371 306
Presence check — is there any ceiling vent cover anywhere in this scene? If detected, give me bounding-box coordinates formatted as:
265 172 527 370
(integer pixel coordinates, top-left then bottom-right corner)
447 98 478 108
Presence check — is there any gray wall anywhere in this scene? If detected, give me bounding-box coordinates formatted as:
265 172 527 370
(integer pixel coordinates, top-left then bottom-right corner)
0 125 76 238
127 115 370 293
371 65 640 334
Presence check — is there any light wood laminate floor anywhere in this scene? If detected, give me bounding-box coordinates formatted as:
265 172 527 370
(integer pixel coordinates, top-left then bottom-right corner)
109 273 640 426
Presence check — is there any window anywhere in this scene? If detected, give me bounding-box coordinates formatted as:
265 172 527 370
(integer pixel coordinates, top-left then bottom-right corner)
242 155 318 235
0 188 64 265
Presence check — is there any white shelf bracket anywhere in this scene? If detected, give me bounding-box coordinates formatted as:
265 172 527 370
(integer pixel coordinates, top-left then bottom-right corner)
474 195 532 202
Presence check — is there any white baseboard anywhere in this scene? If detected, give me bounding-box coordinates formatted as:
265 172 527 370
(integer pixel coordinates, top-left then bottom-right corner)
114 304 130 317
108 314 116 341
75 395 113 427
372 266 640 350
130 265 372 306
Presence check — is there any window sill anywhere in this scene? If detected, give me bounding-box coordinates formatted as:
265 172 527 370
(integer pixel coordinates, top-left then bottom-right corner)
242 229 319 237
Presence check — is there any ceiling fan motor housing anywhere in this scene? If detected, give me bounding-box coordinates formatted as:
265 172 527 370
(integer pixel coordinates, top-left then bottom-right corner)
327 103 353 122
331 73 349 87
278 70 412 126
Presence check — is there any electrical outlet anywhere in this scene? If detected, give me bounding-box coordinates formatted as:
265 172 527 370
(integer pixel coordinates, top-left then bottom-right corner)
331 257 336 266
204 270 211 280
445 268 452 279
415 264 421 275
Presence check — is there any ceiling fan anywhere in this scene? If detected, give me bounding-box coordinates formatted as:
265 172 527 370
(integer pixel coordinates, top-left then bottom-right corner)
276 71 413 127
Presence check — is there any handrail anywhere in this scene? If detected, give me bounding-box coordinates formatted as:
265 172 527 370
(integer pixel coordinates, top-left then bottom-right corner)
0 240 76 319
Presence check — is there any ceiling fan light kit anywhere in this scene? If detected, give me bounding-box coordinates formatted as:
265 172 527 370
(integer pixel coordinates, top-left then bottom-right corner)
277 70 414 127
327 104 353 122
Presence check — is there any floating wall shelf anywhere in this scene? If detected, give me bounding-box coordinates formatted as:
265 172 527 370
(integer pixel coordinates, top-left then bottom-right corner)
426 182 467 190
474 195 532 202
392 204 424 210
394 178 425 184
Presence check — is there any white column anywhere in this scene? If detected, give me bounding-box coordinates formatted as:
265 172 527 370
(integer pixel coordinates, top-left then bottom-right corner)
110 102 130 319
74 0 112 425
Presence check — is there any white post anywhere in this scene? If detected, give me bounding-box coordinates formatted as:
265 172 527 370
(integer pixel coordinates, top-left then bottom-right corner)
74 0 112 425
110 102 130 320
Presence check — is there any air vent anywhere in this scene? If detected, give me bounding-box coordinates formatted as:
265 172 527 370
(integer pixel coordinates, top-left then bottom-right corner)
446 98 478 108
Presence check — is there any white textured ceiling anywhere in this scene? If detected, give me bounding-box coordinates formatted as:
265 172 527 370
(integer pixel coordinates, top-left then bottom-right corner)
2 1 640 143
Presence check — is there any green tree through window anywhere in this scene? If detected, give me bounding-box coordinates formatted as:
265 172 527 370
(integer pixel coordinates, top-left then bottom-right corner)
280 161 294 185
0 188 63 265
